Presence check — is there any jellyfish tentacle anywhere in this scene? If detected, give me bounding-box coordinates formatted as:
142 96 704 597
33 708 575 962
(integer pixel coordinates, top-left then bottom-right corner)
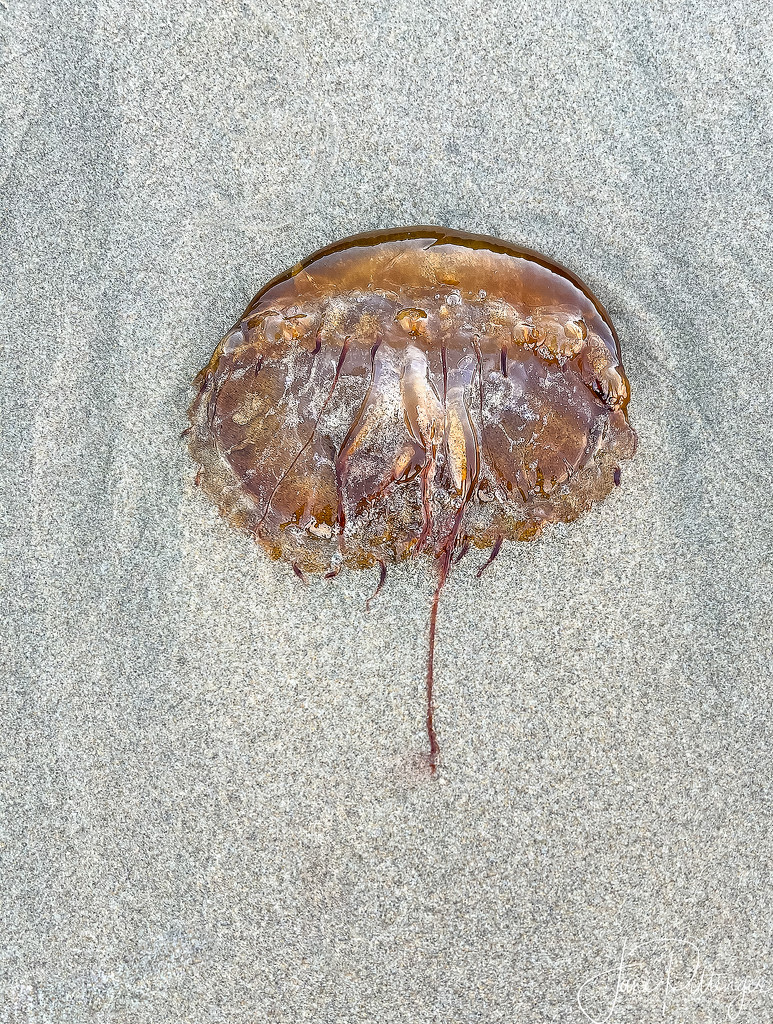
476 534 504 578
365 560 388 612
426 546 452 772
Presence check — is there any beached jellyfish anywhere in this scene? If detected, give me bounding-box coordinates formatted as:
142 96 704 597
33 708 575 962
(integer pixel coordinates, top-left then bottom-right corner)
186 227 637 769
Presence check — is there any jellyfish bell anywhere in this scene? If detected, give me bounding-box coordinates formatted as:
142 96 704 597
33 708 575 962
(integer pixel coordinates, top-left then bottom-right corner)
187 227 637 769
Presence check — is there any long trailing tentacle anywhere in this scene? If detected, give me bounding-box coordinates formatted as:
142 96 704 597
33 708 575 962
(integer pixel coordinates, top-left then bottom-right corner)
422 339 486 769
426 545 452 772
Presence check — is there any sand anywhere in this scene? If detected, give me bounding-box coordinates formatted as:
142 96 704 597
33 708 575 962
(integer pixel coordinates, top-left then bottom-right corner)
2 0 772 1020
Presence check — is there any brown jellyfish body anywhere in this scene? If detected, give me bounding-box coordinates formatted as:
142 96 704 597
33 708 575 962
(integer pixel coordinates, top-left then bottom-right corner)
188 227 637 769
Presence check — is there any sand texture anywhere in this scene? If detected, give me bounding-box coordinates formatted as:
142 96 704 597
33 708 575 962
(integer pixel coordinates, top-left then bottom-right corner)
2 1 772 1021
